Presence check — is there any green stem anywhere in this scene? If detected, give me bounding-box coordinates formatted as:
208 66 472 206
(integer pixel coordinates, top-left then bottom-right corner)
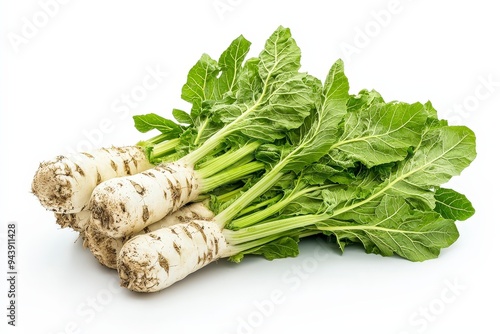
226 228 304 255
224 154 255 170
201 161 264 193
244 229 320 253
180 128 228 166
223 214 326 245
196 186 242 202
195 185 242 203
224 166 423 246
160 152 181 163
230 186 326 229
225 228 321 256
137 133 173 148
237 194 282 217
197 142 261 179
298 230 321 239
216 187 244 203
215 96 330 225
194 118 209 145
150 138 180 160
214 167 285 228
149 133 173 145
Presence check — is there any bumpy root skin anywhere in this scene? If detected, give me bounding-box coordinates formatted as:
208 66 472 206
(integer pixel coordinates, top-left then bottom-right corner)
32 146 153 213
83 223 128 268
117 220 227 292
55 211 91 232
90 162 201 238
83 202 215 269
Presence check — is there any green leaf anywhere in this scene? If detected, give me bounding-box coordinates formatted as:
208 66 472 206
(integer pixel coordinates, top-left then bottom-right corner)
283 59 350 172
254 143 290 165
330 101 428 168
241 73 320 141
172 109 192 125
231 236 300 262
132 113 183 137
228 253 245 263
181 53 219 117
214 72 319 142
302 164 340 185
208 28 477 265
321 125 476 225
215 57 349 228
214 35 252 98
423 100 439 119
186 26 317 152
251 60 349 169
434 188 475 221
422 101 448 129
258 26 301 80
321 59 351 127
281 190 325 216
179 36 251 145
221 86 476 263
383 126 477 209
347 89 385 112
321 173 378 215
214 26 313 141
326 126 476 214
235 57 262 103
320 195 459 262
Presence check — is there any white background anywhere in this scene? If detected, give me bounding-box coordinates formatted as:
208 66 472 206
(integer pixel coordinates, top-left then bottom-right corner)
1 1 498 333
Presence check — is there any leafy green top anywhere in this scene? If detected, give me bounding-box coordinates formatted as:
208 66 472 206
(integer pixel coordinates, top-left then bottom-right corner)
129 26 477 264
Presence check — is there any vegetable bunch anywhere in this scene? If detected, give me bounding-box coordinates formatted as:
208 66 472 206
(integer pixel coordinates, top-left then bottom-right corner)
32 26 476 293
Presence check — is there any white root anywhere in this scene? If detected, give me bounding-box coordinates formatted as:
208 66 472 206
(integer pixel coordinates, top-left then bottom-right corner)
83 202 215 269
54 211 91 232
32 146 153 213
117 220 227 292
89 162 201 238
